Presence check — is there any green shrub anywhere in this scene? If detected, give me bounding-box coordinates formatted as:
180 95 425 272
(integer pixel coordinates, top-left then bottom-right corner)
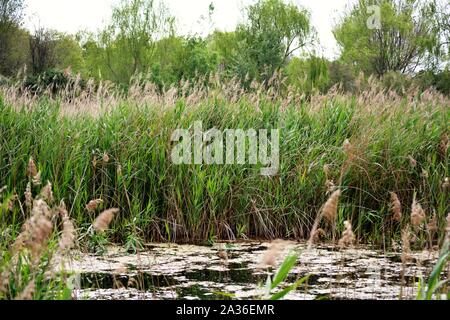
23 69 85 95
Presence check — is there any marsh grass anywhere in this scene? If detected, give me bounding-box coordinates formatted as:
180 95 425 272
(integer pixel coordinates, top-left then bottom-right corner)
0 76 448 248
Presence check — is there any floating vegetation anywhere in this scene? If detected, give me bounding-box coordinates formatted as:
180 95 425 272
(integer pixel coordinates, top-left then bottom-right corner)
56 242 443 300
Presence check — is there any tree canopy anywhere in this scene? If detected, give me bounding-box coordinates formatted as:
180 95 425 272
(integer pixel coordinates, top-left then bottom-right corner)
333 0 444 76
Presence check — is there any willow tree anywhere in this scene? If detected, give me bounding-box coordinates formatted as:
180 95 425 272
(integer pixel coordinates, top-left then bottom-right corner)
333 0 443 76
234 0 314 84
97 0 175 84
0 0 26 76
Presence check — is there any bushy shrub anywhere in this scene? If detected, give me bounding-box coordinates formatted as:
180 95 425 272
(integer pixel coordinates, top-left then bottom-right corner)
23 69 85 95
0 74 10 86
381 71 414 95
285 56 330 95
328 61 357 93
414 69 450 96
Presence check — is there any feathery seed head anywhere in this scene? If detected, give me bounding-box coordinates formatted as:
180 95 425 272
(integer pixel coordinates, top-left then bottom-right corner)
322 190 341 224
86 199 103 212
32 171 41 187
24 182 32 208
390 192 402 222
338 220 355 248
39 181 54 204
411 199 426 229
27 157 37 177
93 208 119 232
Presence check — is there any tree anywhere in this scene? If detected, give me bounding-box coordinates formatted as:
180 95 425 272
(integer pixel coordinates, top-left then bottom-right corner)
0 0 26 75
234 0 314 84
0 0 24 25
98 0 175 84
3 26 30 75
427 0 450 68
173 37 218 83
285 56 330 94
29 28 57 74
208 31 239 74
54 34 86 75
333 0 442 76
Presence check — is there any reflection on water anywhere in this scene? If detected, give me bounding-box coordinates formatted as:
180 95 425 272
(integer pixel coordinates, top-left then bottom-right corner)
59 242 443 300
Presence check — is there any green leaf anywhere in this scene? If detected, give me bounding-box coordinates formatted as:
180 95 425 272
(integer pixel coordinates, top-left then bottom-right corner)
425 250 449 300
270 275 310 300
271 251 298 290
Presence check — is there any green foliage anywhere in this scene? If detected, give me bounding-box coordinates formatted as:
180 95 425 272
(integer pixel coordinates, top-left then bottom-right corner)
0 252 72 300
417 242 449 300
334 0 441 76
0 0 26 76
94 0 175 84
233 0 313 84
262 251 310 300
0 25 29 76
0 88 447 243
285 56 330 94
328 60 357 92
381 71 414 95
208 31 239 74
0 0 448 95
54 34 86 75
415 69 450 95
23 69 85 94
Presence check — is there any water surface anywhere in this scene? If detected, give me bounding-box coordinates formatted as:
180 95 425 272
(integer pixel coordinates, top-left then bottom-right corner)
60 242 441 300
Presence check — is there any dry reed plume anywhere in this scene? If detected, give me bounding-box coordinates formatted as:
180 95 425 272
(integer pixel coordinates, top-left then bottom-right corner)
258 239 291 268
444 213 450 246
343 139 353 157
310 228 326 244
426 213 438 233
102 152 110 164
86 199 104 212
442 178 449 191
411 199 426 230
32 171 41 187
307 190 342 249
39 181 54 204
24 182 32 208
322 190 341 224
12 199 53 259
408 155 417 168
446 213 450 233
58 202 76 251
390 192 402 222
217 247 229 264
3 70 447 119
27 157 37 178
440 133 449 155
92 208 119 232
338 221 356 248
401 226 411 264
15 281 35 300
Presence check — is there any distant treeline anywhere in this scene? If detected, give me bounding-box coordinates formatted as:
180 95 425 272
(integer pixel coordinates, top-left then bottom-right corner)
0 0 449 95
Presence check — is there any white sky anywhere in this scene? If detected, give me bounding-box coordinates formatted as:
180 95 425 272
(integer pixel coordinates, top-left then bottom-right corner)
24 0 357 59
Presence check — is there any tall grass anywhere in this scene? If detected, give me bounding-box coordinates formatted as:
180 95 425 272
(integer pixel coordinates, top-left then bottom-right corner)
0 77 448 246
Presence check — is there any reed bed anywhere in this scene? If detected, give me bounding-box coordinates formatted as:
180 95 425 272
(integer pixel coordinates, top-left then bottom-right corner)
0 77 448 248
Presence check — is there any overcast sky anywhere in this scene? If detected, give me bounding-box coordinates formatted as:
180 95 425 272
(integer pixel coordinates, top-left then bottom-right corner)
24 0 357 59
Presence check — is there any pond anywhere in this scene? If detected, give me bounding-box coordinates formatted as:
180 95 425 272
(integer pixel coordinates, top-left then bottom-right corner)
58 242 442 300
